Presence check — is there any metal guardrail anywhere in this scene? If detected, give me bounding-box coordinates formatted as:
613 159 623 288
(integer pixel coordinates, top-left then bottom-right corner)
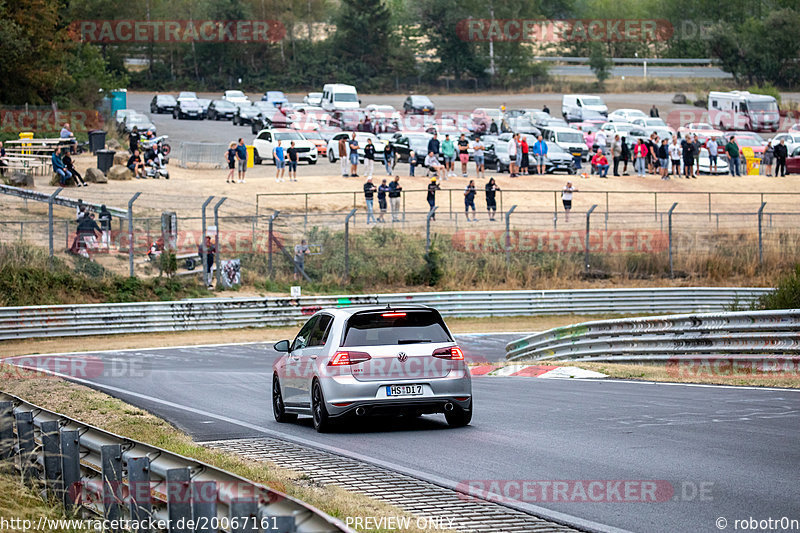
0 391 352 533
532 56 719 65
0 184 128 219
177 142 227 169
505 309 800 364
0 288 769 341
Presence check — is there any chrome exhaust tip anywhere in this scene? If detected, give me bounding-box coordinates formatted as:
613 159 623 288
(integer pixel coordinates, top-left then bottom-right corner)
444 402 454 412
355 407 366 416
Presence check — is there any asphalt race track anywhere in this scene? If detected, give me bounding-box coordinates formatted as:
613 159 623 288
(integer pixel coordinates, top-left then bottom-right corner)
9 336 800 533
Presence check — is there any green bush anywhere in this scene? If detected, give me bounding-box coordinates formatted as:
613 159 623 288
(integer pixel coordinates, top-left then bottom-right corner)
757 265 800 310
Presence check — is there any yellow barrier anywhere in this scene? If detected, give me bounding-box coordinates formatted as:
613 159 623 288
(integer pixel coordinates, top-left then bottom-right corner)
246 145 254 169
741 147 760 176
19 132 33 155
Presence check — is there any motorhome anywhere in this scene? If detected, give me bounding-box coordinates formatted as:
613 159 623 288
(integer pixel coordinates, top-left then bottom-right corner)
321 84 360 111
708 91 779 132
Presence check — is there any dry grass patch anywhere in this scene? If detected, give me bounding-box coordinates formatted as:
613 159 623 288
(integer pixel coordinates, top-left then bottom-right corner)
0 467 86 532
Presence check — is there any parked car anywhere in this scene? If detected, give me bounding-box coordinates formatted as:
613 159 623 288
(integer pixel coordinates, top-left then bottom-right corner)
177 91 198 102
304 92 323 106
770 133 800 154
392 132 433 163
271 306 472 432
206 100 237 120
608 108 648 123
196 98 211 119
403 95 435 115
471 108 503 131
326 132 387 162
786 146 800 174
562 94 608 122
173 99 203 120
150 94 177 114
321 83 360 111
114 109 136 132
542 142 578 174
252 129 318 165
327 109 367 131
250 104 295 133
223 90 250 105
539 126 589 160
123 113 156 134
236 101 283 127
296 129 327 157
677 123 723 142
600 122 648 145
631 117 670 131
261 90 289 107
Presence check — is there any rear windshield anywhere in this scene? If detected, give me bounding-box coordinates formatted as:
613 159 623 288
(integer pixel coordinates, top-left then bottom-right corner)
342 310 452 347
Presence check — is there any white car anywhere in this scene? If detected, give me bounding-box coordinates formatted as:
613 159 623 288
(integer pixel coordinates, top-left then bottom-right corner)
223 90 250 105
304 92 323 106
770 133 800 154
608 108 649 122
327 132 387 162
677 123 723 142
177 91 198 102
599 122 648 144
252 129 318 165
632 117 675 135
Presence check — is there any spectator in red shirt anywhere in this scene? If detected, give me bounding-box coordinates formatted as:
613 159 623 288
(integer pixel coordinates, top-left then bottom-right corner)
591 149 609 178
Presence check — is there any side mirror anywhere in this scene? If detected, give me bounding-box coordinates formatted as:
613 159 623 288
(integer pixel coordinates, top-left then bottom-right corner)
274 339 290 352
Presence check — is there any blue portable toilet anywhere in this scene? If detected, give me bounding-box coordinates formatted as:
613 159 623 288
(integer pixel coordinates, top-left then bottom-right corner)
110 89 127 116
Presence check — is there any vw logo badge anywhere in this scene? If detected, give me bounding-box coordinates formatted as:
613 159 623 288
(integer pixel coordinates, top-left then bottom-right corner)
397 352 408 362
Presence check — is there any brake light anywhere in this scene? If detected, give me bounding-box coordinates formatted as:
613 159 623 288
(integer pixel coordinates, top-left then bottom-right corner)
381 312 406 318
432 346 464 360
328 351 371 366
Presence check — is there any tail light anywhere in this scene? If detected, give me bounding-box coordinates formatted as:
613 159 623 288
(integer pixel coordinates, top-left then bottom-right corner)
328 351 371 366
432 346 464 360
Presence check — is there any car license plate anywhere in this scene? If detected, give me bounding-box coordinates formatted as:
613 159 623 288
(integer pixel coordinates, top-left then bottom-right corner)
572 152 582 156
386 384 423 397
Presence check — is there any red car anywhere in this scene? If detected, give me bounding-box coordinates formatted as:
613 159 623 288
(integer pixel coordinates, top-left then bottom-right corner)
297 129 327 157
786 146 800 174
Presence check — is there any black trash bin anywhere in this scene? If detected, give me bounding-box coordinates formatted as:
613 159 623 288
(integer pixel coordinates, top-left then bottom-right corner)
96 149 115 174
88 129 107 153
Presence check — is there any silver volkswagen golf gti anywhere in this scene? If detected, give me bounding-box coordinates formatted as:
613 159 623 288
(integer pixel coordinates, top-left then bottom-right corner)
272 306 473 432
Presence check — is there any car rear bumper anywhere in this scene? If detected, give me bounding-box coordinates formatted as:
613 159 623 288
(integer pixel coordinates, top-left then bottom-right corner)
328 396 472 419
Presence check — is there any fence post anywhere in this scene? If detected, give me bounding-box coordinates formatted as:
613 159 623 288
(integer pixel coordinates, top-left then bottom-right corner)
15 411 36 481
213 197 227 287
449 189 453 219
426 206 438 254
505 205 517 266
268 210 280 278
200 196 214 286
128 456 152 527
654 192 658 221
668 202 678 278
584 204 597 272
40 420 62 496
59 429 80 510
344 208 357 281
0 402 12 460
127 192 142 277
48 187 63 263
101 444 123 527
758 201 766 265
166 468 192 533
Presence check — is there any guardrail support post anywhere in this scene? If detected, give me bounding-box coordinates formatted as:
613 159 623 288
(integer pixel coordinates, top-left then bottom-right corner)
41 420 62 496
584 204 597 272
758 201 766 265
60 429 80 509
166 468 192 533
48 187 63 263
192 480 218 533
344 208 357 281
668 202 678 278
229 497 258 533
101 444 123 528
505 205 517 266
15 411 35 481
214 197 227 287
128 456 152 528
0 402 12 460
426 206 438 254
268 210 280 278
128 192 142 277
201 196 214 287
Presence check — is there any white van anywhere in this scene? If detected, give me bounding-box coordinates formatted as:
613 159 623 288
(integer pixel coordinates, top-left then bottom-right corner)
708 91 779 132
321 84 360 111
561 95 608 122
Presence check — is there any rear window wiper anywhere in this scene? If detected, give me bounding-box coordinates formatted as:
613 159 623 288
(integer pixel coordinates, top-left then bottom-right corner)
398 339 431 344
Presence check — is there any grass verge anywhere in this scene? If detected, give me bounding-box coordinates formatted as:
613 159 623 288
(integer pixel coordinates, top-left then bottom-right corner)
0 378 451 533
0 467 84 532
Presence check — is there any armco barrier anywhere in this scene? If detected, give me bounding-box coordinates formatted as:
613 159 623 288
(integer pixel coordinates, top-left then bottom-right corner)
0 288 769 341
0 391 352 533
505 309 800 364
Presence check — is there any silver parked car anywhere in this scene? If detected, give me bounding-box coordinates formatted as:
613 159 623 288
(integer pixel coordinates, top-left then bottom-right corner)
272 306 473 432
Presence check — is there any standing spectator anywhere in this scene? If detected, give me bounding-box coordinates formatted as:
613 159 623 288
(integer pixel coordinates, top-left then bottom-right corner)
692 135 702 175
681 136 696 179
287 141 299 182
620 136 631 175
363 177 377 224
507 134 518 177
338 136 348 177
519 135 530 175
585 129 596 155
273 140 285 182
473 137 485 179
489 119 499 135
725 136 740 177
611 134 623 176
60 123 76 154
0 142 6 176
485 178 499 221
425 151 445 181
127 149 144 179
76 199 86 222
650 105 659 118
774 139 788 177
542 104 550 114
377 179 389 222
532 135 547 175
200 235 216 288
52 147 71 185
427 177 440 219
646 133 657 174
707 137 719 174
427 133 440 158
74 213 102 257
657 138 670 180
562 181 578 222
364 138 376 178
388 176 402 222
458 134 470 177
98 205 112 250
634 138 648 177
348 133 359 177
408 150 418 177
591 149 609 178
129 126 139 154
293 239 310 281
225 142 236 183
595 130 607 154
464 179 477 221
761 140 774 177
62 152 88 187
669 137 682 177
383 141 394 176
236 138 247 183
442 134 455 178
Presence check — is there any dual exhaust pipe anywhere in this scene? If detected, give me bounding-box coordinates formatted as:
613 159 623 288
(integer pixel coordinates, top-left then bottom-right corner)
354 403 454 415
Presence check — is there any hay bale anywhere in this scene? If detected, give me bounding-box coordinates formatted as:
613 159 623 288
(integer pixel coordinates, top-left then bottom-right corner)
107 164 133 181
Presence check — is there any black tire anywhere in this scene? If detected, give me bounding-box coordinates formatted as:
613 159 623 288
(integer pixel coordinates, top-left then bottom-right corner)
273 375 297 423
309 159 317 165
311 380 332 433
253 149 262 165
445 401 472 427
328 151 336 163
233 116 238 126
